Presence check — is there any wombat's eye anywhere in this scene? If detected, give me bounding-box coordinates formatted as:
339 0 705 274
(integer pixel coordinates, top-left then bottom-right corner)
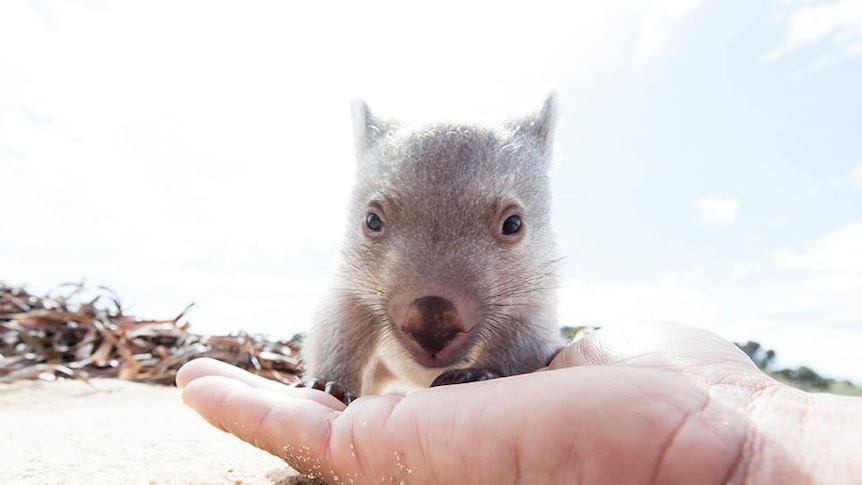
501 215 522 235
365 212 383 233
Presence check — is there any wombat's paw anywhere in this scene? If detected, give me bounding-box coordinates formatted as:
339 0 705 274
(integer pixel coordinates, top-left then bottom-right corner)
294 378 357 405
430 368 501 387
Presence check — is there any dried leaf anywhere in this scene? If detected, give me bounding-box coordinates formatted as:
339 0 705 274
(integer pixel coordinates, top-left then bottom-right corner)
0 283 304 386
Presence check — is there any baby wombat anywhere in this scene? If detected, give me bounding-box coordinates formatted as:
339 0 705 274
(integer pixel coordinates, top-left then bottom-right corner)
301 96 565 402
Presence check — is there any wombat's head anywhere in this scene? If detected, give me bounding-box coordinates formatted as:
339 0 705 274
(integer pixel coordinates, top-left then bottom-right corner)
342 96 561 376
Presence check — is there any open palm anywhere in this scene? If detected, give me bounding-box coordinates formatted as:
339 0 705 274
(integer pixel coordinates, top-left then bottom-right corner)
177 322 778 485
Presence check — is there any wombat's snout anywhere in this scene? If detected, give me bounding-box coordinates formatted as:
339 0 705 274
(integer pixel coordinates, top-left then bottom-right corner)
401 296 465 355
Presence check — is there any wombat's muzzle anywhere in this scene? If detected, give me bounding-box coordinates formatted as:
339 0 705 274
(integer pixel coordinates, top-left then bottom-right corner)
401 296 467 356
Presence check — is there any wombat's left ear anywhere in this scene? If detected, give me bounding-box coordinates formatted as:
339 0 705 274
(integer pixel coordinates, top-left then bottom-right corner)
508 93 557 160
351 99 395 158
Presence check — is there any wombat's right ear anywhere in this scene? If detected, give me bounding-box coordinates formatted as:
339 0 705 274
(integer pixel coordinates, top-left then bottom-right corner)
351 99 392 156
505 93 557 161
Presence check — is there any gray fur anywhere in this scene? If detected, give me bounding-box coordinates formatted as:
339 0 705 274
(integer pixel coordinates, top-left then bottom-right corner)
303 95 565 395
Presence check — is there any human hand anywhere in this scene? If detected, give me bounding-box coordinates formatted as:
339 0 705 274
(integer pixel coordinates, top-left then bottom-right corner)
176 322 831 484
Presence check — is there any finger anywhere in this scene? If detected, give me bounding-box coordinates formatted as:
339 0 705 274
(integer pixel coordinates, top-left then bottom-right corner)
177 357 346 408
181 375 406 482
177 358 281 390
181 375 353 481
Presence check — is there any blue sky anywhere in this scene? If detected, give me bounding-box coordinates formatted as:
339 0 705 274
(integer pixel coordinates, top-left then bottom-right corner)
1 0 860 381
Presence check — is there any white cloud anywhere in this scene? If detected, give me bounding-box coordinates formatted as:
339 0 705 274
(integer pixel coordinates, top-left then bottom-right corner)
765 0 862 63
558 224 862 381
558 277 716 329
732 263 751 278
0 0 707 239
848 161 862 191
741 233 762 244
0 1 707 337
770 221 862 323
632 0 703 65
773 221 862 274
0 1 702 122
695 197 740 225
558 268 862 382
764 215 791 228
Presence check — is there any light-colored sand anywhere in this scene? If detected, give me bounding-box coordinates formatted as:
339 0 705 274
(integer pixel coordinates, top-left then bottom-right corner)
0 379 310 485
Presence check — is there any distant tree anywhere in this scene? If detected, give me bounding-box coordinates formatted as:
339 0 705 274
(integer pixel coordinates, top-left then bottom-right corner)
736 341 775 370
557 333 855 395
560 326 596 342
736 341 833 392
774 366 829 390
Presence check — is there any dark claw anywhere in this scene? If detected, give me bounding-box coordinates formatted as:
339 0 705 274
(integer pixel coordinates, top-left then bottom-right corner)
324 381 360 405
430 368 501 387
294 378 357 406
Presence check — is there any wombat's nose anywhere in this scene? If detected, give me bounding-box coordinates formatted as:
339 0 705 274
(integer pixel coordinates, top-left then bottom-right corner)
402 296 464 354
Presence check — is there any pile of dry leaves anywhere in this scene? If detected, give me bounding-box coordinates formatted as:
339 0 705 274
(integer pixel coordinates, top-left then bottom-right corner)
0 282 303 386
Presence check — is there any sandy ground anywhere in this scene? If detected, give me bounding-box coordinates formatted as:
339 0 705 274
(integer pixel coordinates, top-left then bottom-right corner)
0 378 312 485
